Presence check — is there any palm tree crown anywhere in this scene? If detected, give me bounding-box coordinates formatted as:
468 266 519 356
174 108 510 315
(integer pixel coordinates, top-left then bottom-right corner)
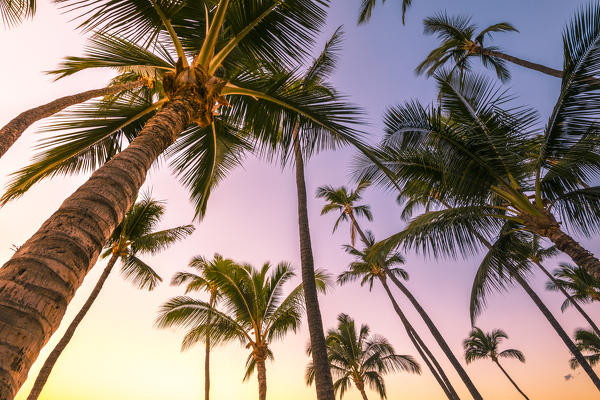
307 313 420 400
547 263 600 311
316 181 373 246
416 12 518 81
464 327 524 364
572 329 600 369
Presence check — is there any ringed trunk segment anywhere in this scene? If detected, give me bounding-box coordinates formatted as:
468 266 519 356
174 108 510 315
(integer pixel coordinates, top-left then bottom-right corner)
253 345 269 400
0 80 147 159
0 67 226 399
25 254 119 400
524 212 600 280
293 130 336 400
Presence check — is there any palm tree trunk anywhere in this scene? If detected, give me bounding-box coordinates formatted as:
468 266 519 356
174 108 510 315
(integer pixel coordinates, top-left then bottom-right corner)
205 292 216 400
379 277 460 400
385 271 482 400
544 225 600 280
358 384 369 400
0 92 204 399
493 360 530 400
534 261 600 337
256 358 267 400
479 48 563 78
352 219 479 400
511 271 600 390
0 80 145 159
25 254 119 400
292 125 335 400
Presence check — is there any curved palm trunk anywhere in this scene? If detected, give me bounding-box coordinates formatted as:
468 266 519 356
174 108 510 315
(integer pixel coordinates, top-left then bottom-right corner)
379 277 460 400
256 359 267 400
534 261 600 337
26 254 119 400
493 360 529 400
352 221 480 400
356 382 369 400
205 292 216 400
0 92 203 399
292 128 335 400
0 80 145 159
511 271 600 390
544 225 600 280
479 48 563 78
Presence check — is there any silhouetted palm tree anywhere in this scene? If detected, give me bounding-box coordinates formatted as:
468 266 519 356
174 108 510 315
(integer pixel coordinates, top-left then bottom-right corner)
464 328 529 400
26 194 194 400
306 313 420 400
170 254 237 400
571 329 600 369
358 0 413 25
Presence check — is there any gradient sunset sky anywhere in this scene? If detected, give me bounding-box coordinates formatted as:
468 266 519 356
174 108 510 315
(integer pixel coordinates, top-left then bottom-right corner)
1 0 600 399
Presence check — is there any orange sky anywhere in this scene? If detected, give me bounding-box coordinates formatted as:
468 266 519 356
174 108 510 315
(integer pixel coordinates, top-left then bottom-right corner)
2 1 600 399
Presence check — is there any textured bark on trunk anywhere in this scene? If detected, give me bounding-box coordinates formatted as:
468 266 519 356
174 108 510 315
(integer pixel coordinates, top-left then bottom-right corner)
385 272 482 400
0 80 145 159
534 261 600 337
26 254 119 400
379 277 459 400
479 49 563 78
205 292 216 400
493 360 529 400
544 225 600 280
0 93 202 399
351 221 474 400
256 359 267 400
292 128 335 400
512 272 600 390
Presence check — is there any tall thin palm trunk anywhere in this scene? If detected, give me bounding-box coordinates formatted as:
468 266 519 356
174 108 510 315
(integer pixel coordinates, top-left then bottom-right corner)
479 48 563 78
256 359 267 400
357 383 369 400
26 254 119 400
534 260 600 337
205 292 216 400
292 127 335 400
379 277 460 400
511 270 600 390
352 221 481 400
493 360 529 400
0 80 145 159
0 91 204 399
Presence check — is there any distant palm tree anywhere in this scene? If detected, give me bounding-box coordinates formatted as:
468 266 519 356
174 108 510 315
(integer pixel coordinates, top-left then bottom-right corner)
358 0 413 25
318 182 482 400
26 194 194 400
339 231 459 400
548 263 600 308
306 313 420 400
571 329 600 369
170 254 237 400
464 328 529 400
316 181 373 246
417 12 562 80
157 261 328 400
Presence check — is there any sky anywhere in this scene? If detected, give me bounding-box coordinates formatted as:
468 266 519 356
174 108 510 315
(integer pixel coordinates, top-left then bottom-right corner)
1 0 600 399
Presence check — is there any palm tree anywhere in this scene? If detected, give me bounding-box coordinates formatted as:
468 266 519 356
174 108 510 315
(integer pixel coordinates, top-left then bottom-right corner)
548 263 600 309
0 2 362 397
318 183 482 400
339 231 459 400
26 194 194 400
306 313 420 400
157 261 328 400
316 181 373 246
286 27 358 400
463 328 529 400
357 0 413 25
170 254 237 400
0 0 35 26
416 12 562 80
571 329 600 369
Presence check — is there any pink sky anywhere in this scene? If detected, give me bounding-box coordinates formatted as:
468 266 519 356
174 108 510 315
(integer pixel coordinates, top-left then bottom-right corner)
1 0 599 399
